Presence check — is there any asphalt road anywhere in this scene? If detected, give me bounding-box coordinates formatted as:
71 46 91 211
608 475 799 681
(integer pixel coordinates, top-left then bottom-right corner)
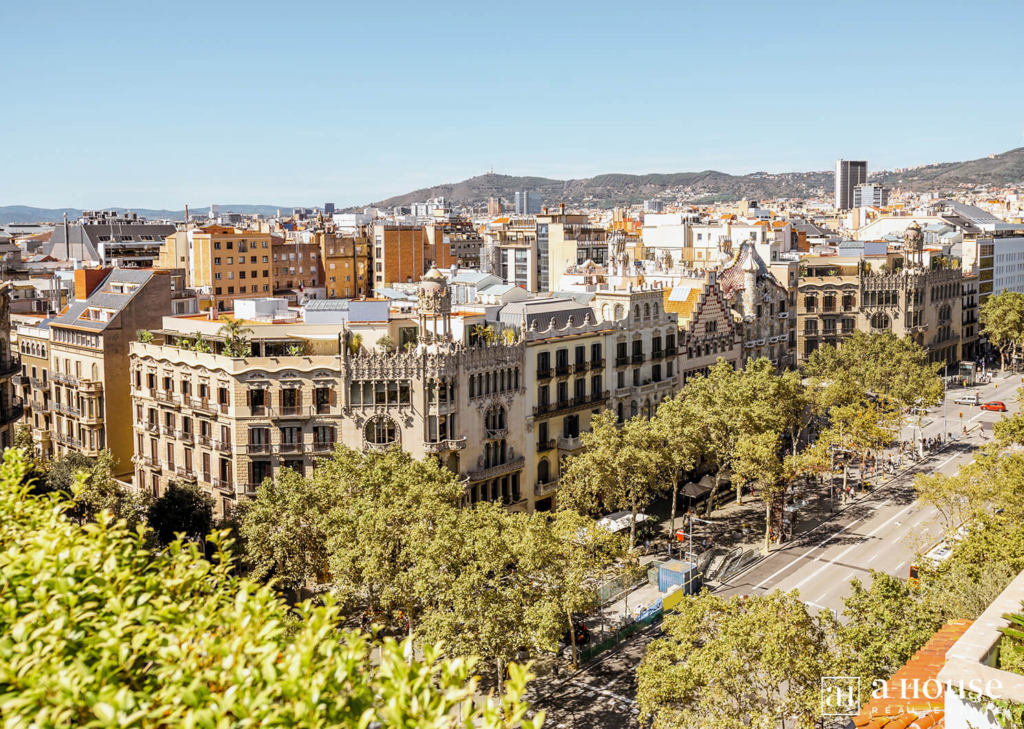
530 374 1020 727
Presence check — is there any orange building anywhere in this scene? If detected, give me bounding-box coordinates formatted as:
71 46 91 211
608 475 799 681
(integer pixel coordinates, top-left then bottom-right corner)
371 222 455 291
313 229 372 299
187 225 274 311
271 234 320 295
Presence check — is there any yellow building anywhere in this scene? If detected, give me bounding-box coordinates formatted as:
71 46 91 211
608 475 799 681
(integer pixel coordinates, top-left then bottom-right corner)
315 229 372 298
187 225 273 311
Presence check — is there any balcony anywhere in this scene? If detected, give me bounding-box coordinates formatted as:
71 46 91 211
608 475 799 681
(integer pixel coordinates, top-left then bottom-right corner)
277 405 307 418
140 455 159 469
198 471 212 484
485 427 508 440
615 356 629 367
311 441 334 454
212 478 233 493
574 360 589 373
536 439 556 452
160 425 175 437
533 403 551 416
31 399 47 413
142 421 159 434
52 402 81 417
535 479 559 498
555 364 572 377
591 358 606 369
191 398 216 414
213 440 232 453
631 353 644 365
0 357 21 378
466 455 526 482
650 349 664 361
778 312 789 319
155 390 178 406
52 372 79 386
197 434 212 447
30 377 46 389
174 465 193 478
175 429 195 443
277 442 303 454
249 405 269 417
421 438 468 454
12 375 25 386
246 443 271 455
0 397 24 425
558 435 584 451
590 389 609 403
537 367 553 380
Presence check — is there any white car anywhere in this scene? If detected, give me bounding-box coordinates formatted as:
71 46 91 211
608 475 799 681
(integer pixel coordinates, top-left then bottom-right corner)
954 393 980 406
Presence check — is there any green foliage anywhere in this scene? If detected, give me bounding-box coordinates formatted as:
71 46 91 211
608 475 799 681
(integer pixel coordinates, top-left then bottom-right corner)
836 571 940 689
218 315 253 358
376 334 395 352
135 328 153 343
558 409 671 547
981 290 1024 370
44 450 149 528
146 480 215 546
0 449 542 728
191 332 212 353
347 332 363 355
12 425 34 454
471 324 498 346
637 590 837 728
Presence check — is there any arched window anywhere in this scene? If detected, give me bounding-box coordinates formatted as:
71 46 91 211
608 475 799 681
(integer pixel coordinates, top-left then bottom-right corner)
538 459 550 484
617 403 624 423
939 305 951 323
642 398 652 419
485 405 506 432
870 312 891 330
634 305 640 320
630 400 639 419
91 363 99 381
643 303 650 319
364 416 397 444
603 304 612 322
652 303 659 318
614 304 624 320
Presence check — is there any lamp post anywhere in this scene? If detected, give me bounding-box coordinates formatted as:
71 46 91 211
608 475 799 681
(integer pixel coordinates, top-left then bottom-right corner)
689 515 713 567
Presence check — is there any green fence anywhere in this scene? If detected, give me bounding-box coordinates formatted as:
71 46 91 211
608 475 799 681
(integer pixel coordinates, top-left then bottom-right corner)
578 608 663 663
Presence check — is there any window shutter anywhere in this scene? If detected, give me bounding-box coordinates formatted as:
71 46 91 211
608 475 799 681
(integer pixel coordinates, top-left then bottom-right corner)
329 388 336 406
279 389 284 407
296 389 302 407
246 390 251 406
329 426 336 443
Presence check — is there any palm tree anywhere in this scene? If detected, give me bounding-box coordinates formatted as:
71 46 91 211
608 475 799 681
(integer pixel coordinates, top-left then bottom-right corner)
347 332 363 356
471 324 497 346
218 316 252 358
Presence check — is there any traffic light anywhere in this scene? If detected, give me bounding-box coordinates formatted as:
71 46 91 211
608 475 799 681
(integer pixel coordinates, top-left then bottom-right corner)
959 412 963 419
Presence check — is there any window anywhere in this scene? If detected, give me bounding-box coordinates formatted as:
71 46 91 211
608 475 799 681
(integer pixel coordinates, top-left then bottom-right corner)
365 416 397 445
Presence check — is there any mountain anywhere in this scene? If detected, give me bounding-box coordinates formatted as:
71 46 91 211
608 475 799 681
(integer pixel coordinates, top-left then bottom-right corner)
0 205 292 225
365 147 1024 210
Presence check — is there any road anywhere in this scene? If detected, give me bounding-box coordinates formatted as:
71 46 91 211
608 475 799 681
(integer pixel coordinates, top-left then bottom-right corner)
530 375 1019 727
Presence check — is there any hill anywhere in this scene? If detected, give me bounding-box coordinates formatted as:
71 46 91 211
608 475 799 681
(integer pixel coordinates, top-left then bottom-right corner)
366 147 1024 210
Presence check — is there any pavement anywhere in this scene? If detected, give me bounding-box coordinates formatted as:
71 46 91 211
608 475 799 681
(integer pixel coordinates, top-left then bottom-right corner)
527 372 1022 728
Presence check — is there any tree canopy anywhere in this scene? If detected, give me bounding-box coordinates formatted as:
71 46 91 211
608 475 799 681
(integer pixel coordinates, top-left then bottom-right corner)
980 289 1024 370
0 448 542 728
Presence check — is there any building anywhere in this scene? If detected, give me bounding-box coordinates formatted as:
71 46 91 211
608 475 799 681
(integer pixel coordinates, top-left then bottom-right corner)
129 271 679 515
487 197 503 216
539 207 610 292
853 182 888 209
271 234 320 299
515 191 542 216
718 243 797 369
482 217 542 292
834 159 868 211
663 272 741 383
371 222 455 291
45 212 176 268
44 268 173 475
643 200 665 213
313 228 372 299
961 272 980 361
425 214 482 269
14 320 52 457
186 225 274 311
797 224 963 369
0 284 23 450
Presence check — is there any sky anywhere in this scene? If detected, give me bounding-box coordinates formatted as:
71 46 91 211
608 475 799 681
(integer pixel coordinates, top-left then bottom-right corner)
3 0 1024 209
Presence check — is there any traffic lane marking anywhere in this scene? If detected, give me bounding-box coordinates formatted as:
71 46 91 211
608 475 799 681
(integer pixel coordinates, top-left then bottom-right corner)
752 517 864 590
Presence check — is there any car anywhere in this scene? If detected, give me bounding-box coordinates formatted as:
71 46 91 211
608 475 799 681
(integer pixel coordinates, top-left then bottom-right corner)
954 393 980 406
981 401 1006 412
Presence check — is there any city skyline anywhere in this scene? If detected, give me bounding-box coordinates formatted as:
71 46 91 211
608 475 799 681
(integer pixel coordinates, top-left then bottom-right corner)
4 0 1024 208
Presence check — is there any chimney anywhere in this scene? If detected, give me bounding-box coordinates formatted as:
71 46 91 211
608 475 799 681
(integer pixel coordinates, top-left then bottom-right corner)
74 267 112 301
559 203 565 215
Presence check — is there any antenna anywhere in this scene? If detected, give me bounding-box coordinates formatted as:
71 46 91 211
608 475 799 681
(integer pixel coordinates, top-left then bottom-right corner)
64 211 70 260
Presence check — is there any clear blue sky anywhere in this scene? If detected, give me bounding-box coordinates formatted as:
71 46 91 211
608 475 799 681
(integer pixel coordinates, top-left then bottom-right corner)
3 0 1023 209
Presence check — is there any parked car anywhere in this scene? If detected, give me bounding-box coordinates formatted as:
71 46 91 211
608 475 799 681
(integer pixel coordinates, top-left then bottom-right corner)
981 401 1007 412
954 393 980 406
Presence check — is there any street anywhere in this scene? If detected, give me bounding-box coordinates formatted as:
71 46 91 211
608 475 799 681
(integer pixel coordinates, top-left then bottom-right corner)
530 374 1020 728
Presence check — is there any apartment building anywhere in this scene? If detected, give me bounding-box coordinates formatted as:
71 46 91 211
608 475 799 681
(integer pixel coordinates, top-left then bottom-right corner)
835 159 868 211
44 211 175 268
0 285 23 450
313 228 372 299
45 268 172 475
539 207 610 292
13 322 52 457
481 217 542 292
797 227 964 368
961 273 980 361
187 225 274 311
271 234 320 296
425 214 482 269
664 272 742 383
371 222 455 291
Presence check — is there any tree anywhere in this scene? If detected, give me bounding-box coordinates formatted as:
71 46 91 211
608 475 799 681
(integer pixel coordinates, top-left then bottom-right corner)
981 290 1024 371
671 358 789 515
558 409 671 548
13 424 34 453
818 401 899 492
0 449 542 728
732 430 787 552
376 334 395 352
471 323 498 346
44 450 148 527
837 571 940 690
135 328 153 343
235 455 357 592
651 393 702 554
637 590 836 728
218 315 252 358
347 331 363 355
146 480 215 546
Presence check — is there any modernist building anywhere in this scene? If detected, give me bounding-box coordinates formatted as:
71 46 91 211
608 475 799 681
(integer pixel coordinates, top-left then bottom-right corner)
797 224 964 368
0 284 23 450
130 272 679 516
663 271 742 383
13 321 51 457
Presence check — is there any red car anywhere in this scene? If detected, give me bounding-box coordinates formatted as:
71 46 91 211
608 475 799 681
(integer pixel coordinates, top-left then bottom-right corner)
981 401 1006 412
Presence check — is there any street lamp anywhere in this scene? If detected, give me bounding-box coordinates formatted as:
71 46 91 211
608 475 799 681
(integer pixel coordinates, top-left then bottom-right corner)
688 515 713 567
